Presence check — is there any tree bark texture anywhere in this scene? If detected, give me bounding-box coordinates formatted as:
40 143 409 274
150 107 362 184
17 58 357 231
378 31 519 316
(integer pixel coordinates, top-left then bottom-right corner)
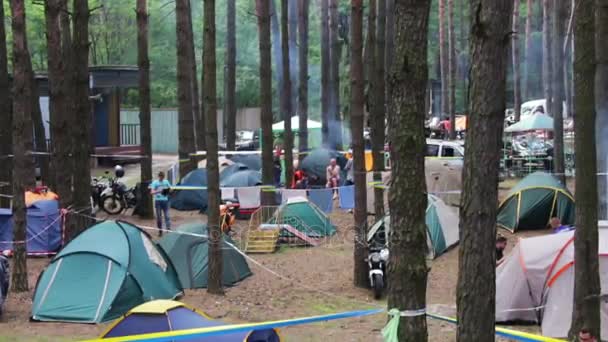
176 0 196 179
257 0 275 206
45 0 72 207
225 0 237 151
447 0 456 138
297 0 309 156
439 0 448 115
288 0 298 114
9 0 36 292
456 1 513 341
523 0 533 100
203 0 223 296
569 0 601 337
385 0 395 79
281 0 294 189
372 0 386 220
386 0 431 340
186 0 203 151
328 0 341 149
321 0 330 144
597 0 608 219
552 0 566 184
364 0 375 125
270 0 284 116
542 0 553 113
350 0 368 289
64 0 94 242
0 0 11 209
512 0 522 121
137 0 153 219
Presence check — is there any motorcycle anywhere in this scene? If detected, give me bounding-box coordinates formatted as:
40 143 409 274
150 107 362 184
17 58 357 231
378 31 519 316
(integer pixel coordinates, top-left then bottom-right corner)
91 176 109 214
100 174 137 215
367 246 389 299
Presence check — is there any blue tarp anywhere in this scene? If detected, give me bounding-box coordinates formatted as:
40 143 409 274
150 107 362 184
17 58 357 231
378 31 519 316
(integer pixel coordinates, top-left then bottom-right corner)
0 200 62 255
308 189 334 214
338 186 355 209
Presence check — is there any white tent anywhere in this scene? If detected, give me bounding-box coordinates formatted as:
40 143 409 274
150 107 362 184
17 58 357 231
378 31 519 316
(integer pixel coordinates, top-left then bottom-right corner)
272 116 322 131
496 228 608 339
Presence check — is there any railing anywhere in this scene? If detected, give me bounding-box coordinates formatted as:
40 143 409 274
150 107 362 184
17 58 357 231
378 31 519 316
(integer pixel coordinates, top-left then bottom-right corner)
120 124 140 146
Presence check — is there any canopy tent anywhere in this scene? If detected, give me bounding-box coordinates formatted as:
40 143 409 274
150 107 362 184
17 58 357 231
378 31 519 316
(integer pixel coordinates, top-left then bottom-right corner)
171 168 209 211
272 116 322 131
158 223 252 289
101 300 282 341
268 197 337 238
31 221 182 323
496 229 608 340
367 195 459 258
300 148 347 186
220 170 263 188
0 200 63 255
497 172 574 232
505 113 554 132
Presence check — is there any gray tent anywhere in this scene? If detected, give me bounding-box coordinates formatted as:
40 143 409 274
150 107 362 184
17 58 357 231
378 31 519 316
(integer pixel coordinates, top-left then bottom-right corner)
496 228 608 340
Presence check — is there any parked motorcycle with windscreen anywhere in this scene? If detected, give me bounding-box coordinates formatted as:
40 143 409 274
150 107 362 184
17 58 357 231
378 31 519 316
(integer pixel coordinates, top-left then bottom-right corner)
366 216 390 299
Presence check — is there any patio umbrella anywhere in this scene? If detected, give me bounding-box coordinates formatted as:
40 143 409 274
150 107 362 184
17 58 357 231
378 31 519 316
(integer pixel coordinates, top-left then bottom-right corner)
505 113 554 133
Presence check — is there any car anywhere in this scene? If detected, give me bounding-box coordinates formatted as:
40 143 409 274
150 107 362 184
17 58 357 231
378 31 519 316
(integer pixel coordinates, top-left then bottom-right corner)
220 130 260 151
425 139 465 158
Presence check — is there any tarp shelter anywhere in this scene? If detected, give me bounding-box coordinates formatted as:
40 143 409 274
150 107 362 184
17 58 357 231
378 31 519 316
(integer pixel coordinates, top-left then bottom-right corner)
497 172 574 232
220 170 263 188
159 223 252 289
505 113 554 132
101 300 282 341
31 221 182 323
0 200 63 255
220 163 251 179
228 154 262 171
495 228 608 340
367 195 459 258
300 148 347 186
272 116 323 149
171 168 209 211
268 197 337 238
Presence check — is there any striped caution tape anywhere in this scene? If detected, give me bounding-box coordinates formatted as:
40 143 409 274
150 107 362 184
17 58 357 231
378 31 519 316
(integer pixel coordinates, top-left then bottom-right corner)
82 309 384 342
426 313 566 342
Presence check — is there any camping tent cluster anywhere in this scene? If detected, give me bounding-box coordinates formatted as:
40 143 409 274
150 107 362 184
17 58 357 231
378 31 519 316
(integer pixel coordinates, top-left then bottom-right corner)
0 200 63 255
367 195 459 259
496 228 608 340
268 197 337 239
101 300 281 341
497 172 574 232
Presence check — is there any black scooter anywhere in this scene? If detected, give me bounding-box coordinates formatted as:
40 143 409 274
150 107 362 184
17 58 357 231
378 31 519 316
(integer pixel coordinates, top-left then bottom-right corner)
367 246 389 299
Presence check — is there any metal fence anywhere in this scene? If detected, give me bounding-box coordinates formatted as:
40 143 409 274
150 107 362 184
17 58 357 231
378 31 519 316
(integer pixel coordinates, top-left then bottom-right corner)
120 124 140 146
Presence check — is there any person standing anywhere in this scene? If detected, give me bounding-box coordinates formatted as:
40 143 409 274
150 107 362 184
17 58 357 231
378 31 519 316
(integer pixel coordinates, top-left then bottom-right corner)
344 150 354 186
150 171 171 236
326 158 341 199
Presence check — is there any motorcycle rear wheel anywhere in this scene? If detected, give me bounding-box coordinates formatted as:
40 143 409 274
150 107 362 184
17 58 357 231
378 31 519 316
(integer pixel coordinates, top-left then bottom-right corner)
372 274 384 299
101 195 125 215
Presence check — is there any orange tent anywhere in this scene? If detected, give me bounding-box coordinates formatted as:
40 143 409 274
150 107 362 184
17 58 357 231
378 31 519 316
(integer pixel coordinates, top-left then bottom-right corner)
25 189 59 207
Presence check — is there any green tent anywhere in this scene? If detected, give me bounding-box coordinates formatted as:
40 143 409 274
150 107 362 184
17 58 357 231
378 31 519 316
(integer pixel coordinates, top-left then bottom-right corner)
268 198 337 238
31 221 182 323
497 172 575 232
367 195 459 259
158 223 252 289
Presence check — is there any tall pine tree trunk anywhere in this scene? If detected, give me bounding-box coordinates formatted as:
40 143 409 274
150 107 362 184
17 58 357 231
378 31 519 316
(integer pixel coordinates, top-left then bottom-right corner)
351 0 367 290
186 0 202 151
512 0 522 122
270 0 284 111
386 0 431 340
288 0 298 113
329 0 341 149
297 0 309 156
439 0 448 116
385 0 395 73
281 0 294 188
137 0 153 219
542 0 553 112
569 0 600 337
523 0 533 100
203 0 223 296
45 0 71 207
456 0 513 340
65 0 94 242
225 0 236 151
320 0 330 144
0 1 11 209
447 0 456 138
552 0 566 184
597 0 608 219
373 0 386 220
176 0 196 178
257 0 275 206
10 0 36 292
